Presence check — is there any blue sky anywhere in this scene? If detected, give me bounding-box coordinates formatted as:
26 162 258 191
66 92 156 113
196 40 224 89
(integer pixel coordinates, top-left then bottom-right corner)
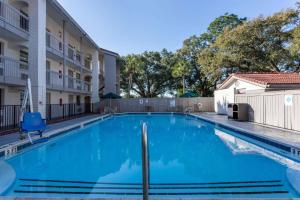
57 0 297 56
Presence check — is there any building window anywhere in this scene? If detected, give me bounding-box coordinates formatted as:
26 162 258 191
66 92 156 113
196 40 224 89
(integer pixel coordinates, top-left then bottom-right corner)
76 73 80 79
58 31 63 50
0 2 3 18
20 90 25 105
20 49 28 70
68 44 74 59
84 57 91 69
21 73 28 80
19 10 29 31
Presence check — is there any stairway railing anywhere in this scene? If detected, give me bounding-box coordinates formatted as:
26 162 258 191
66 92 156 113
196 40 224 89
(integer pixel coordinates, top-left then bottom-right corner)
141 122 149 200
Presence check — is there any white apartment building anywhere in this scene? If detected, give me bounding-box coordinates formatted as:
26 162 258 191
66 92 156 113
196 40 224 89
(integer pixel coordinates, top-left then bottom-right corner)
0 0 119 118
99 48 120 96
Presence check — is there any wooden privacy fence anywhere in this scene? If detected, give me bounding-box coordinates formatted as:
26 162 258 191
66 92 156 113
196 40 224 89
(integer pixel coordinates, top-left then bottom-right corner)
96 97 214 113
235 90 300 132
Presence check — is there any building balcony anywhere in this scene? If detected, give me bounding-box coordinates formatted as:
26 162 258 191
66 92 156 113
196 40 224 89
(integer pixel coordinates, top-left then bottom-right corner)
84 59 92 71
0 55 28 86
45 34 92 73
65 75 91 94
83 81 91 93
46 32 63 60
0 1 29 41
66 45 84 68
46 70 91 94
46 70 64 90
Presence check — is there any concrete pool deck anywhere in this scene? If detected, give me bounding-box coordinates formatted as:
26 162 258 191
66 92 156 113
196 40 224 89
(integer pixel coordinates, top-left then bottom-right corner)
195 112 300 149
0 114 102 149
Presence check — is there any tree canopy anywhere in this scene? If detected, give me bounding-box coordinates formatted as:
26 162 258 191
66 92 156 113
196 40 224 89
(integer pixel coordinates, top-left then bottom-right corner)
119 5 300 97
120 50 174 98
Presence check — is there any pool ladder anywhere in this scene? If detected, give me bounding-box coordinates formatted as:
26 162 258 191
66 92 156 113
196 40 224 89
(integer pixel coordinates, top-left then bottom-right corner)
142 122 149 200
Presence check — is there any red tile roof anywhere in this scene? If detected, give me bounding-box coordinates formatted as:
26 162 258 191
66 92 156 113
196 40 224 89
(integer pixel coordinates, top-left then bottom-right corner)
219 72 300 89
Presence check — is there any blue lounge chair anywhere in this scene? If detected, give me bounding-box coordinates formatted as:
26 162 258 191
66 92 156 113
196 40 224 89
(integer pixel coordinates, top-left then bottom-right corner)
20 112 46 138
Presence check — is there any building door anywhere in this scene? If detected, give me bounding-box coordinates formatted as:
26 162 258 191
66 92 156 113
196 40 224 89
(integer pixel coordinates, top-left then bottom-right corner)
0 89 3 107
0 42 3 77
76 95 81 114
68 70 74 89
68 95 74 104
46 92 51 120
84 96 91 113
46 60 50 85
68 44 74 60
0 41 2 56
76 72 81 90
46 92 51 104
68 95 75 115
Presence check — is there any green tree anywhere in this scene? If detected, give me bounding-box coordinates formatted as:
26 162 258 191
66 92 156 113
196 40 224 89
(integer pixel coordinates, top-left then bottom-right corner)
206 13 247 43
176 13 246 96
200 8 300 80
119 54 144 97
289 25 300 72
172 60 190 94
120 51 174 97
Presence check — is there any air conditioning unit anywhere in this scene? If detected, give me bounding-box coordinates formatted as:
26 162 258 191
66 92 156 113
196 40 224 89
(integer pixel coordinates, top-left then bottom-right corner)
227 103 233 118
227 103 248 121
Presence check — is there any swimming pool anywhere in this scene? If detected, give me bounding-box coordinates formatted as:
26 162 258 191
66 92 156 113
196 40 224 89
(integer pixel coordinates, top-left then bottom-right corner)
1 113 300 198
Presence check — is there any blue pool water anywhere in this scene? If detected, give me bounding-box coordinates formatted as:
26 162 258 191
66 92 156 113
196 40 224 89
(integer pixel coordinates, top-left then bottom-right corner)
1 114 300 198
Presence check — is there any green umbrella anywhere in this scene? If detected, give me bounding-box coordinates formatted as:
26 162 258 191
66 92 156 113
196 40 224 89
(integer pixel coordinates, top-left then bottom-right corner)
101 92 122 110
102 92 122 99
179 91 198 98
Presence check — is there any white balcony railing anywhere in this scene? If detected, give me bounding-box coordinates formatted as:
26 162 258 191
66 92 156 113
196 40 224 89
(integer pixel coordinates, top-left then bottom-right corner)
0 55 28 85
84 59 91 70
65 75 91 93
46 71 91 93
46 32 63 53
83 81 91 92
46 70 64 89
66 45 83 66
0 1 29 32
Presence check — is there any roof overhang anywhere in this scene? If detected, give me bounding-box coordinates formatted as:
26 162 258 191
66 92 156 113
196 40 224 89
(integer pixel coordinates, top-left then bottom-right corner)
218 75 267 90
99 48 119 57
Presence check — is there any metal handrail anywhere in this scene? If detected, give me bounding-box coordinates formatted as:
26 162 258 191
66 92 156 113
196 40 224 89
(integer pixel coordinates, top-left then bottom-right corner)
141 122 149 200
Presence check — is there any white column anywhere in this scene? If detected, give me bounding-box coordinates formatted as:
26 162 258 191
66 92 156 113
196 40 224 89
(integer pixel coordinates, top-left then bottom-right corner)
104 54 117 94
92 50 99 103
28 0 47 117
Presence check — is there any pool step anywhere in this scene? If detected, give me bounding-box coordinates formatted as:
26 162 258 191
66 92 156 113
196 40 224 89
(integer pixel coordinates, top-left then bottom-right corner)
14 178 289 197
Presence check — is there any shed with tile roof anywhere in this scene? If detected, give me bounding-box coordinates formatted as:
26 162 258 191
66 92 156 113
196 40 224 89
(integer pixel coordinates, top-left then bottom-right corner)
214 72 300 114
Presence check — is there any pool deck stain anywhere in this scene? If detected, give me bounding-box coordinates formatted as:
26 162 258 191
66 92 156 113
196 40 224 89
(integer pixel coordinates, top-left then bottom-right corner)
195 112 300 149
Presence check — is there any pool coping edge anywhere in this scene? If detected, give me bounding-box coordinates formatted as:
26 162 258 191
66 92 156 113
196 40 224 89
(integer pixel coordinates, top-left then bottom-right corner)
0 114 112 158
